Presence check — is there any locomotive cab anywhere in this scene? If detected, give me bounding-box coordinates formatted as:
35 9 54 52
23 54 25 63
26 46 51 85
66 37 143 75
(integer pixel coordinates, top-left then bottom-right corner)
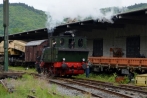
40 31 89 77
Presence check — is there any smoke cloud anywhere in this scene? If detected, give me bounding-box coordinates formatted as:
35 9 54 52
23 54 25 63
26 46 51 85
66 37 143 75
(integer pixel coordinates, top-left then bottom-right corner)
45 0 124 31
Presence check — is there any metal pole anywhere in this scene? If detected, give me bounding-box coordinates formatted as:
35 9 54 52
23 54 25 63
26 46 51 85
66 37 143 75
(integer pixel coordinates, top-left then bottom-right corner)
3 0 9 71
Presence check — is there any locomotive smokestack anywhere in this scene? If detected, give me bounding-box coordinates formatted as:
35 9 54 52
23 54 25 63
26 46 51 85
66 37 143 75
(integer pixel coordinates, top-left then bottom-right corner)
47 29 54 47
48 28 54 34
48 29 54 38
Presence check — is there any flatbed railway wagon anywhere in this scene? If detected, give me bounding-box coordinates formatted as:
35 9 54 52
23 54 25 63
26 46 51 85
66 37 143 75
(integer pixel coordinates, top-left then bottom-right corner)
89 57 147 76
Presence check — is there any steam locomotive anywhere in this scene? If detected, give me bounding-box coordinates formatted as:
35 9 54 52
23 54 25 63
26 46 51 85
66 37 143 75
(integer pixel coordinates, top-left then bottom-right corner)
37 31 89 77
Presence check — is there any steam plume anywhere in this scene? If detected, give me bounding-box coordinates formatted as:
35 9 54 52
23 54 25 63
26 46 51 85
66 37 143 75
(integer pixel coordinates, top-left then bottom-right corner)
45 0 125 31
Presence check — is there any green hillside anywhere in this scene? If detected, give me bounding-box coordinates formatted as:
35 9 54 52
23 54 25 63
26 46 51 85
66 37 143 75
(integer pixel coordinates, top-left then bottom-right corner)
101 3 147 14
127 3 147 11
0 3 46 35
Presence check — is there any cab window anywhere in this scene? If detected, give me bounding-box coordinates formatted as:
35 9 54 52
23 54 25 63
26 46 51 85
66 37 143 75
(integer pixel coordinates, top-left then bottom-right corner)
78 39 83 47
69 39 75 48
60 38 64 46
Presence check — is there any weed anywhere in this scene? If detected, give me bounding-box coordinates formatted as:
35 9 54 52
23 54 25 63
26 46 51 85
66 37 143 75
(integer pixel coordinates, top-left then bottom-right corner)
1 73 84 98
0 84 8 96
75 73 131 84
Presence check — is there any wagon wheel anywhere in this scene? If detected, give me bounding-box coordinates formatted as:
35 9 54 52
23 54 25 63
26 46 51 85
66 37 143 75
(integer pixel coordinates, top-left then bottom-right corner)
43 68 48 75
67 75 72 78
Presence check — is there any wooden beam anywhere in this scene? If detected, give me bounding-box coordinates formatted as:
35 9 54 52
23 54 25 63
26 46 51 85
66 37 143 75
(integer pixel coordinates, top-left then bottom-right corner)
115 19 146 25
107 24 125 28
118 15 147 21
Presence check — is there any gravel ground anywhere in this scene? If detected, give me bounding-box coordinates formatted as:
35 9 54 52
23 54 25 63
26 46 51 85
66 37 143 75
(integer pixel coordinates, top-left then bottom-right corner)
55 84 87 98
106 87 147 98
73 79 147 98
92 83 147 98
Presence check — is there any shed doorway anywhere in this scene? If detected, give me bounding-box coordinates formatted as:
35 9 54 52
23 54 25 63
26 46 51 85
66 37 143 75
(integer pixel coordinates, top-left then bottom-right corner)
126 36 140 58
93 39 103 57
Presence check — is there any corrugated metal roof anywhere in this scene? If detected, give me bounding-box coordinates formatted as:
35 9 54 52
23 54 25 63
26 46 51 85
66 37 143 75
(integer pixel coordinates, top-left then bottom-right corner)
25 40 46 46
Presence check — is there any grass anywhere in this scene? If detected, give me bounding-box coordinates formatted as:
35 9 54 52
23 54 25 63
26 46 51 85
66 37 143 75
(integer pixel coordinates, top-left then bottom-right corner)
8 66 37 74
75 73 130 84
6 66 130 84
1 66 91 98
0 84 8 96
0 74 67 98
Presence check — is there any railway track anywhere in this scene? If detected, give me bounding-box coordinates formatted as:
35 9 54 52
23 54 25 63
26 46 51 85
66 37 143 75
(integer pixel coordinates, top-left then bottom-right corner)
118 84 146 91
49 78 133 98
49 79 101 98
70 78 147 98
74 78 147 93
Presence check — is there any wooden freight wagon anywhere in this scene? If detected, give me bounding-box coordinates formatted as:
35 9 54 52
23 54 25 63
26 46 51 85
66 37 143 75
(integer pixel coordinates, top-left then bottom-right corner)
25 39 48 63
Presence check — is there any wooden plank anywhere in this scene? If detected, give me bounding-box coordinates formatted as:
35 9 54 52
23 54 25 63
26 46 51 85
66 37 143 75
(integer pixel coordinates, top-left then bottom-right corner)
0 72 25 78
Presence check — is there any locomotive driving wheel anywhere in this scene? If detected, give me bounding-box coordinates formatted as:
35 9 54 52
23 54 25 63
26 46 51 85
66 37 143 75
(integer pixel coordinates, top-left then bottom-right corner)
46 69 55 78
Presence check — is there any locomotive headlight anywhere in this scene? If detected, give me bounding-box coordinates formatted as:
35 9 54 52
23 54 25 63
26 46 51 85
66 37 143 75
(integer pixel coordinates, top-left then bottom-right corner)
63 58 65 61
82 58 85 61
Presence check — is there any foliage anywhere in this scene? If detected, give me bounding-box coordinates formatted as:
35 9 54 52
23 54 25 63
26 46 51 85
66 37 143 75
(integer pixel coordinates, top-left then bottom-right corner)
100 7 124 15
127 3 147 12
120 76 130 84
101 3 147 15
0 3 47 36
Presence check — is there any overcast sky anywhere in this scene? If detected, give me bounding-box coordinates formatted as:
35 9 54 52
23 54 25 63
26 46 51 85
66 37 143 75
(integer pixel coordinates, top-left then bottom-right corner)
0 0 147 11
